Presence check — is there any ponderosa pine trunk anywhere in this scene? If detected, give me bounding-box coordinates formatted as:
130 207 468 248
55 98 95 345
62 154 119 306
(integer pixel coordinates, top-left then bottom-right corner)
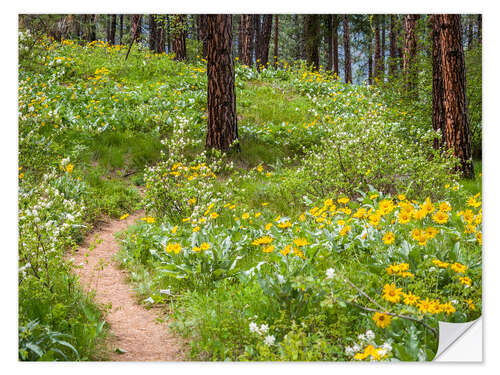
381 15 386 78
119 15 123 44
389 15 397 75
149 15 157 51
240 15 252 66
256 15 273 70
304 15 320 71
343 15 352 83
374 15 381 81
205 15 239 152
333 15 339 77
172 15 186 61
403 14 419 97
273 15 279 66
110 15 116 45
326 15 333 72
155 17 166 54
438 14 474 178
430 15 446 150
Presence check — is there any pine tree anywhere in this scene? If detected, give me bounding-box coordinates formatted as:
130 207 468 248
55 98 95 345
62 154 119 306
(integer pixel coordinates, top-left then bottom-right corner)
172 15 186 61
205 15 239 152
304 15 320 70
343 15 352 83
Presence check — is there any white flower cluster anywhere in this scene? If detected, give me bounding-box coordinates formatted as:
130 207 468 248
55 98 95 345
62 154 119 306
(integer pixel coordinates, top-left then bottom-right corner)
344 329 392 361
249 321 275 346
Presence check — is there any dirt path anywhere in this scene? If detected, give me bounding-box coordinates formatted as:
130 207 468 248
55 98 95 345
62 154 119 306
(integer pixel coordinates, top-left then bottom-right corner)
69 211 184 361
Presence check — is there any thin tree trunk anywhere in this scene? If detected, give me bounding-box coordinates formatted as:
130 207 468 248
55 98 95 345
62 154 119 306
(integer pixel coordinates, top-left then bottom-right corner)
273 15 279 66
110 15 116 45
439 14 474 178
477 14 482 44
343 15 352 83
389 15 397 75
119 15 123 44
430 15 445 149
125 14 141 60
374 15 381 81
368 41 373 85
333 15 339 77
467 17 473 49
403 14 420 97
172 15 187 61
205 14 238 152
238 15 244 59
106 15 110 42
326 15 333 71
381 15 386 78
251 15 260 65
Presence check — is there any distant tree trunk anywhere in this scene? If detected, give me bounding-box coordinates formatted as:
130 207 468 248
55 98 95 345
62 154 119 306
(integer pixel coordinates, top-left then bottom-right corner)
326 15 333 71
403 14 419 97
197 15 208 58
430 15 446 150
477 14 482 44
256 15 272 70
73 15 81 39
374 15 381 81
149 15 157 50
119 15 123 44
240 15 252 66
333 15 339 77
381 15 386 78
156 17 166 54
172 15 186 61
110 15 116 45
467 18 473 49
106 15 110 42
237 15 243 59
251 15 260 65
273 15 279 66
439 14 474 178
125 14 142 60
89 15 97 42
389 15 397 75
368 40 373 85
205 14 239 152
305 15 320 70
343 15 352 83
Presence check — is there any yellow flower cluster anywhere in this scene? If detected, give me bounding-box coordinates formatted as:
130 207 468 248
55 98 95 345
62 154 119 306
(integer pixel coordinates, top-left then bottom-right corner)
385 263 413 278
354 344 387 361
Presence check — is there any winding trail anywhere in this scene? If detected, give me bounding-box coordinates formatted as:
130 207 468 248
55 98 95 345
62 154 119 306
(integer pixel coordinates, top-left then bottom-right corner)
69 211 184 361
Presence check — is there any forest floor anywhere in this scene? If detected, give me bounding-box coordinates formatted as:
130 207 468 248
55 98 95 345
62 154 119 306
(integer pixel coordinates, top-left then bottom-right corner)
68 210 185 361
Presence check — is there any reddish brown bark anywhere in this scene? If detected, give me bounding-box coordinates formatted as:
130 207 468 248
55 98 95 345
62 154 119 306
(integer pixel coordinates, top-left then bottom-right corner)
389 15 397 75
240 15 252 66
333 15 339 77
438 14 474 178
343 15 352 83
205 15 239 152
374 16 382 81
256 15 273 69
403 14 420 96
305 15 320 71
326 15 333 72
273 15 279 66
172 15 186 61
430 15 445 150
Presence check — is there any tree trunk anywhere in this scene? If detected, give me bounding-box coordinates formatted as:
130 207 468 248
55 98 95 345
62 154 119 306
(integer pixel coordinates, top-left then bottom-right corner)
326 15 333 71
430 15 446 150
374 15 381 81
156 16 166 54
439 14 474 178
89 15 97 42
205 15 239 152
251 15 260 65
389 15 397 75
237 15 243 59
197 15 208 58
106 15 110 43
343 15 352 83
368 41 373 85
477 14 482 44
172 15 186 61
273 15 279 66
149 15 157 51
110 15 116 45
240 15 252 66
305 15 320 71
381 15 386 78
333 15 339 77
119 15 123 44
256 15 273 70
403 14 419 97
467 17 473 49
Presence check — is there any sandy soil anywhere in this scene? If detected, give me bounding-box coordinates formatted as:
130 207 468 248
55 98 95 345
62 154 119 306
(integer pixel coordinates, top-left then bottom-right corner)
69 211 185 361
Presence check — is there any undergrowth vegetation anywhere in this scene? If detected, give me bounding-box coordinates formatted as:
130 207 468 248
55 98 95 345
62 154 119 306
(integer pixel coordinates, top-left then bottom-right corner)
19 31 481 361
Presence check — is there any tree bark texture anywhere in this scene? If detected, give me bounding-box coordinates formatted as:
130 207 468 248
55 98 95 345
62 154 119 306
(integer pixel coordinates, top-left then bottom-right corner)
403 14 419 97
273 15 279 66
389 15 397 75
172 15 186 61
438 14 474 178
304 15 320 71
374 16 381 80
333 15 339 77
239 15 252 66
256 14 272 69
205 15 239 152
343 15 352 83
430 15 446 150
326 15 333 71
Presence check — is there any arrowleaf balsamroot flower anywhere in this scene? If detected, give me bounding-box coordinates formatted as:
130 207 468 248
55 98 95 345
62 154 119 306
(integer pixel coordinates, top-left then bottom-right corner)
372 312 392 328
